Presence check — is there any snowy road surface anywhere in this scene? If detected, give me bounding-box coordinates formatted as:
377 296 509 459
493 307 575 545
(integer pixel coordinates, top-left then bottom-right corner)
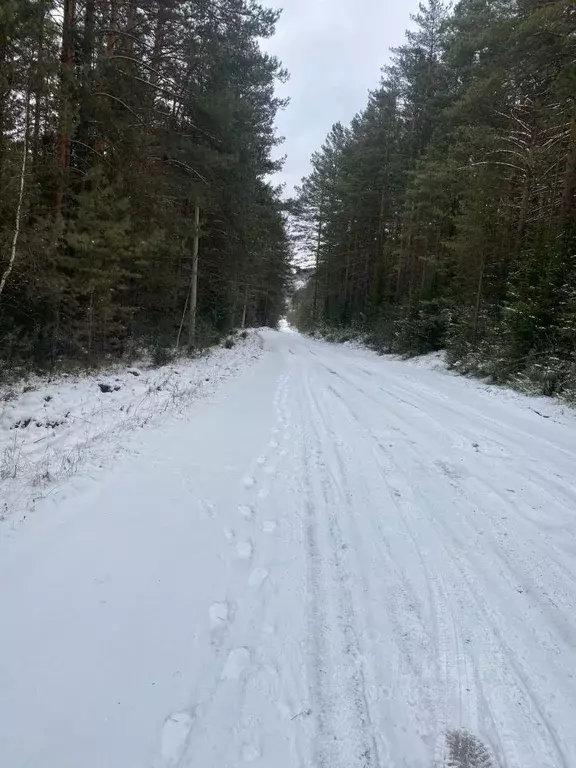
2 330 576 768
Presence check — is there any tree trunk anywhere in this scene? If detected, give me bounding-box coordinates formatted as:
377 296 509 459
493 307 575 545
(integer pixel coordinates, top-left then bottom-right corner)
188 201 200 349
343 247 351 320
55 0 77 218
31 9 45 170
472 248 486 342
397 204 414 300
560 116 576 225
241 285 249 329
516 169 531 249
312 190 324 323
107 0 118 56
125 0 138 53
0 24 7 170
363 244 371 314
76 0 95 181
150 2 169 88
0 92 30 303
27 3 48 171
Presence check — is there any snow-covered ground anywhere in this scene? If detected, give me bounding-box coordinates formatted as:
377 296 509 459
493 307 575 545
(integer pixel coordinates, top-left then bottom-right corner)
1 330 576 768
0 334 262 523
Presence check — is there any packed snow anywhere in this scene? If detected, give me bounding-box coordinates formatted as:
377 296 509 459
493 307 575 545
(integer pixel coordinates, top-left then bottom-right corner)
0 334 263 523
1 329 576 768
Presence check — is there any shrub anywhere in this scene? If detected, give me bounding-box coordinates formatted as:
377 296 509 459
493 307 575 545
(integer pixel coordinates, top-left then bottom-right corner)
151 346 174 367
445 729 494 768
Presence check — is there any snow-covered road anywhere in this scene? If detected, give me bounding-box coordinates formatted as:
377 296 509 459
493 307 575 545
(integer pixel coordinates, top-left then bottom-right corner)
2 330 576 768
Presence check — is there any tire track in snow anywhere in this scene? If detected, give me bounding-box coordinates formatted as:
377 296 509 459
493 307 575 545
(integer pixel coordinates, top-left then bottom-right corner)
320 355 573 768
429 521 572 768
319 364 513 763
321 377 455 753
315 380 451 759
298 369 381 768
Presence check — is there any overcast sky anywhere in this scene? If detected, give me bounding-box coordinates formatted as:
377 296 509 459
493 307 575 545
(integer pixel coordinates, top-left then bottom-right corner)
262 0 421 196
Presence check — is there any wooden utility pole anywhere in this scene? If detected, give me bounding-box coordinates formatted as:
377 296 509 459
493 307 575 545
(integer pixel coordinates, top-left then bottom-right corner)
188 201 200 349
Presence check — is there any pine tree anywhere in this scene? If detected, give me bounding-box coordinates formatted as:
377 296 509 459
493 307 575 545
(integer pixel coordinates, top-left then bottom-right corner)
293 0 576 397
0 0 291 371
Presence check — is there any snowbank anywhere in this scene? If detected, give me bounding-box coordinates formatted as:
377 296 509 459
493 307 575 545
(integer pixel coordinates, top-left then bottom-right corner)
278 318 296 333
0 334 263 523
400 349 447 370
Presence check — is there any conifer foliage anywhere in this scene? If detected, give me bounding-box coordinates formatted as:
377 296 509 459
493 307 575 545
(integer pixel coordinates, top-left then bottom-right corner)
0 0 290 370
294 0 576 397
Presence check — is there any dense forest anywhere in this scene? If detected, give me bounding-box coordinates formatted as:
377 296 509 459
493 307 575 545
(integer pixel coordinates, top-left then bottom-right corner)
293 0 576 398
0 0 290 372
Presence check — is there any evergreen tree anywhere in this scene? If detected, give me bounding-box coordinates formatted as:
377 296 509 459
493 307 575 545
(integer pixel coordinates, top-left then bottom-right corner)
0 0 291 371
293 0 576 398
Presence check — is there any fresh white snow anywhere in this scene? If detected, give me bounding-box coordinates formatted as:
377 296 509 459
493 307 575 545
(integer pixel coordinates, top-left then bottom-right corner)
0 334 263 523
1 329 576 768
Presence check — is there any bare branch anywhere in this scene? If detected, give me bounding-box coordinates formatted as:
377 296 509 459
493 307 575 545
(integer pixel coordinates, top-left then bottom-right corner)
93 91 144 123
150 155 208 184
70 138 110 164
467 161 527 172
